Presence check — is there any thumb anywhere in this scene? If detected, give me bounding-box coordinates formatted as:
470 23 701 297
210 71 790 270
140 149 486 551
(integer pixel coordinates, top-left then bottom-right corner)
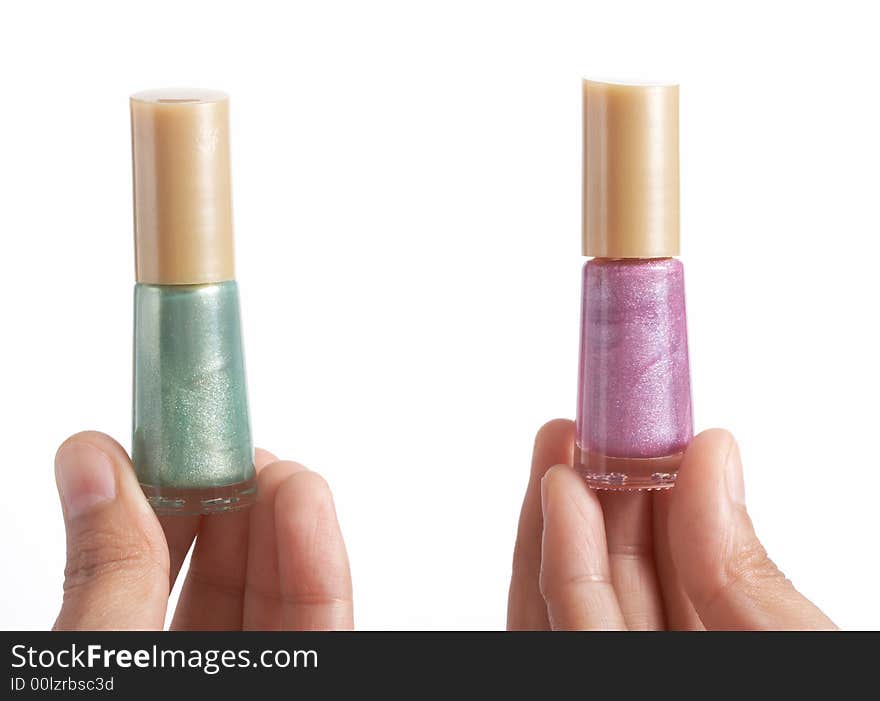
668 429 835 630
53 431 169 630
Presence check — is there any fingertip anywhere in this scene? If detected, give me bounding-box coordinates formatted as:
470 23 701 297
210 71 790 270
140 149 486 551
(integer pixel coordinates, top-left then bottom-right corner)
56 431 130 471
54 431 147 522
540 464 602 528
540 463 579 502
535 419 575 443
681 429 736 473
257 459 308 493
534 420 575 454
274 470 334 516
254 448 280 472
531 420 575 480
673 429 737 507
697 427 737 444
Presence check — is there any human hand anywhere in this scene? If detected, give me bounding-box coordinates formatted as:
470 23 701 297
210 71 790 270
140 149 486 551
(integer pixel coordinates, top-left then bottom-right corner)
52 431 352 630
508 420 835 630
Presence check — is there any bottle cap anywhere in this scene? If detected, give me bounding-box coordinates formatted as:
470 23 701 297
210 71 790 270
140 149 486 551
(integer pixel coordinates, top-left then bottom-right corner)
131 89 235 284
582 79 680 258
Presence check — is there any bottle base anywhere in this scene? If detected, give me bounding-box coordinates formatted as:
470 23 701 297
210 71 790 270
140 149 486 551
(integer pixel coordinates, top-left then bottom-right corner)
140 478 257 516
575 448 683 491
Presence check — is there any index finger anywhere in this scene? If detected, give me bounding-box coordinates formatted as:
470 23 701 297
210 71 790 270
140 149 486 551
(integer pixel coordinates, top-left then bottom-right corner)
507 419 574 630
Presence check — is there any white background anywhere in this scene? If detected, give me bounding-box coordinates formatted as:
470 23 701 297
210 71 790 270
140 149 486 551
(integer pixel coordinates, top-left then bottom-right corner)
1 0 878 630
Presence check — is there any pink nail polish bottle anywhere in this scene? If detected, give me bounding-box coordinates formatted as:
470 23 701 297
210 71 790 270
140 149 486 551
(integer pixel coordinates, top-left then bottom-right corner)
576 80 693 490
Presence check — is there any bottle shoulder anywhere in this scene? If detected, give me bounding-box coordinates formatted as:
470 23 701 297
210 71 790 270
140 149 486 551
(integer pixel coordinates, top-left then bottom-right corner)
584 257 682 272
134 280 240 303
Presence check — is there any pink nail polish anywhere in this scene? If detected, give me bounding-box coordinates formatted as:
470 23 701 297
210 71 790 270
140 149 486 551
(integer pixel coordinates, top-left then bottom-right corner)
575 80 693 490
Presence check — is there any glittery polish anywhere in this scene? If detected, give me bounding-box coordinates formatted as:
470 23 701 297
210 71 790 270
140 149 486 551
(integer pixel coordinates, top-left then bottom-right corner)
130 90 255 514
576 80 693 490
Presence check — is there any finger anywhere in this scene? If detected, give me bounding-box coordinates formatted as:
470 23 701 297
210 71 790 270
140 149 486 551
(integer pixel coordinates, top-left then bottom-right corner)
158 515 200 588
597 491 665 630
275 471 353 630
539 465 626 630
254 449 280 471
652 491 704 630
508 419 574 630
669 429 835 630
158 450 276 595
170 449 277 630
169 511 250 630
53 431 169 630
242 459 308 630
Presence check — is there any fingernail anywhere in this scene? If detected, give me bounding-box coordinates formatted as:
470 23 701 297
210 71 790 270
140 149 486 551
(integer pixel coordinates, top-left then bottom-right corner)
724 438 746 507
55 442 117 519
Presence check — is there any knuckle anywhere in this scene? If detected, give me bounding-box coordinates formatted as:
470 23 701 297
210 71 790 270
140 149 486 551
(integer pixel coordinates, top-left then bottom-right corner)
727 540 784 590
63 524 163 593
700 538 791 614
539 565 611 603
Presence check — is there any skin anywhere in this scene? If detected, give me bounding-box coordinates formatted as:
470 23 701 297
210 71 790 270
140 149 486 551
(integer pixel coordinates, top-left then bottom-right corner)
508 420 836 630
53 431 353 630
52 423 834 630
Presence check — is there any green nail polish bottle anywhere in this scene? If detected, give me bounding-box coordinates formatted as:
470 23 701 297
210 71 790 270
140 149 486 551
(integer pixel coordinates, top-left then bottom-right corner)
130 89 255 515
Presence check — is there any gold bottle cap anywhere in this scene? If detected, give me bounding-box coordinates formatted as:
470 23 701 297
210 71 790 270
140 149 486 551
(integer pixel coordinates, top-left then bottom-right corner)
131 89 235 284
582 79 680 258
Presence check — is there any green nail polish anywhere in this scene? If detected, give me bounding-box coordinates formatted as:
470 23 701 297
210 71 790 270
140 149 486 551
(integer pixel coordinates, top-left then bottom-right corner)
132 282 255 514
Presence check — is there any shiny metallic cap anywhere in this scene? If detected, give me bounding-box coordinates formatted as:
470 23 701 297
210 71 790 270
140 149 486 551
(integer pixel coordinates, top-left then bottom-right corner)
582 79 680 258
131 89 235 284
